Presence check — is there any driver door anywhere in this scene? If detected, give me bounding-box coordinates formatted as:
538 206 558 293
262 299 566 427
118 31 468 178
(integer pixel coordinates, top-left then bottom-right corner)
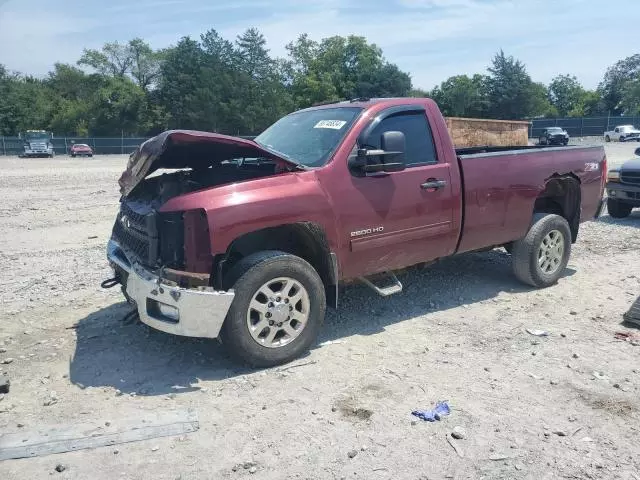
339 108 457 279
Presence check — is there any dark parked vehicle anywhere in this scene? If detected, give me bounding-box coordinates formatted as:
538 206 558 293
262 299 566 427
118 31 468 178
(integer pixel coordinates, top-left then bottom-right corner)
106 97 607 366
539 127 569 146
606 147 640 218
69 143 93 157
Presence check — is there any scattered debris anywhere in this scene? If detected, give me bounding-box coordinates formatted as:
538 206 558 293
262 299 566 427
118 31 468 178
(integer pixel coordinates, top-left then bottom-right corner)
54 464 66 473
318 340 345 346
1 358 14 364
43 391 58 406
347 449 358 459
489 455 513 461
249 466 257 474
276 360 318 372
411 401 450 422
572 353 580 359
451 426 466 439
526 329 549 337
0 409 199 461
592 371 608 381
151 446 159 452
614 331 640 346
446 434 464 458
0 377 9 394
553 430 567 437
550 380 559 385
569 311 577 316
87 235 98 239
580 437 594 442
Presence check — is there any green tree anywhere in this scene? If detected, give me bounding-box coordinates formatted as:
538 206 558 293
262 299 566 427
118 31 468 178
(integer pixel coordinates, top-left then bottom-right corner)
548 74 586 117
621 78 640 115
486 50 538 119
429 74 489 117
598 54 640 115
286 34 411 108
78 39 164 91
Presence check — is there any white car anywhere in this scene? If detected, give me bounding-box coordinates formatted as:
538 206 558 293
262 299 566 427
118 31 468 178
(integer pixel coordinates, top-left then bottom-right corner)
604 125 640 142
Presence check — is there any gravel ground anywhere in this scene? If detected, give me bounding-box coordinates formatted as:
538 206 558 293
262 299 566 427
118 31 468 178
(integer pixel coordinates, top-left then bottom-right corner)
0 150 639 480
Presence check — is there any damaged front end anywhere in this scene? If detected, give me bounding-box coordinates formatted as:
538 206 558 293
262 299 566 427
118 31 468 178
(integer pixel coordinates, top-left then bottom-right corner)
105 129 297 338
107 240 234 338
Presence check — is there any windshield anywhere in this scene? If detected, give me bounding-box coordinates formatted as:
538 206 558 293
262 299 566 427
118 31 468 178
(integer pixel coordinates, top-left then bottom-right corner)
547 127 564 133
25 132 50 141
254 107 362 167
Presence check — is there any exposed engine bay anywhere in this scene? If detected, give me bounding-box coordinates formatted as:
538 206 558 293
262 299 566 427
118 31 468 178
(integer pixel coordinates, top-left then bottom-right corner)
125 159 283 205
111 159 286 274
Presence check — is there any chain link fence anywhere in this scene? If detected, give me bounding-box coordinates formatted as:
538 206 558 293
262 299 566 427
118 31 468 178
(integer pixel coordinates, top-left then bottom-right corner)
0 137 150 156
530 116 640 139
0 135 258 156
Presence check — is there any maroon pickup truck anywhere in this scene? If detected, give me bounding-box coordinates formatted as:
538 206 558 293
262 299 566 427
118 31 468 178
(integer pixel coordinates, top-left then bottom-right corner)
106 98 607 366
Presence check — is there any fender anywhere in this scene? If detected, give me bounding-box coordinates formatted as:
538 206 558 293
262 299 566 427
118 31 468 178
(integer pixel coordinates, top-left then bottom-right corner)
159 170 340 258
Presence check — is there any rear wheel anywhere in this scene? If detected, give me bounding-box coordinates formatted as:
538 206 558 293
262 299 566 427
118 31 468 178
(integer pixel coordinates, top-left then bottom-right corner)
221 251 326 367
511 213 571 288
605 135 611 142
607 198 633 218
620 136 626 142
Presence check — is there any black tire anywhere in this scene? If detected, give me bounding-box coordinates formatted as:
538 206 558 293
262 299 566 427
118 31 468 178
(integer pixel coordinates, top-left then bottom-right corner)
605 135 610 142
607 198 632 218
221 250 326 367
563 140 569 146
539 137 547 146
511 213 571 288
71 154 76 157
620 136 626 143
89 154 93 157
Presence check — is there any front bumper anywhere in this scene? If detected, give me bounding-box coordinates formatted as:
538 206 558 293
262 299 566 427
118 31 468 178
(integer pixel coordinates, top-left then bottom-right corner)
107 239 234 338
23 150 52 156
606 181 640 207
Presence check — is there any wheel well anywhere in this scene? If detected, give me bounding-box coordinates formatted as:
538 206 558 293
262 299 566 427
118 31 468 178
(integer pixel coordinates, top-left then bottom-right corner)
533 175 581 242
214 222 336 291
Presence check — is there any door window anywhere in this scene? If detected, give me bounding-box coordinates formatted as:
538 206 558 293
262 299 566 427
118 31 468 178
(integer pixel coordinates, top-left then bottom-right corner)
364 112 438 166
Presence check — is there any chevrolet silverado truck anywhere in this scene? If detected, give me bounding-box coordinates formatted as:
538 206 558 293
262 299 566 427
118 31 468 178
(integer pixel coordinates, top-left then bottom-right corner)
605 146 640 218
106 98 607 366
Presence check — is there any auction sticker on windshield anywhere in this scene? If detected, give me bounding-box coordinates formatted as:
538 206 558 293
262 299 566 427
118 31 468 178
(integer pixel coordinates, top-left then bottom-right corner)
314 120 347 129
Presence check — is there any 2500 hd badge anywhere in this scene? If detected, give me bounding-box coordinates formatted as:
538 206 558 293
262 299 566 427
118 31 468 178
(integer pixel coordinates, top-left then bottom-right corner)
351 226 384 237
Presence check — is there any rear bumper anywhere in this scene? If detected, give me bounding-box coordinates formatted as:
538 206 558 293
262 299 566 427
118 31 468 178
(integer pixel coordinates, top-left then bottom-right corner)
606 182 640 207
107 239 234 338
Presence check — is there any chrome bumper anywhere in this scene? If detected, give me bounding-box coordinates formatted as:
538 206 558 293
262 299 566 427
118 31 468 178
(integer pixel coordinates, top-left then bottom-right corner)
107 240 234 338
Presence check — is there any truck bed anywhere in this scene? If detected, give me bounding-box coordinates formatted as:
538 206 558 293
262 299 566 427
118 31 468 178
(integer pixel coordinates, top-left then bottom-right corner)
455 144 606 254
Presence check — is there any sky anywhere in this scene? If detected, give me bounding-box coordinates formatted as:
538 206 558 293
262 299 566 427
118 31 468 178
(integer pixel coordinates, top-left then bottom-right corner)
0 0 638 90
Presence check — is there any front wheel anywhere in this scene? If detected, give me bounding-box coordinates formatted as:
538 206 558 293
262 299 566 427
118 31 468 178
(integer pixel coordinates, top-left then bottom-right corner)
511 213 571 288
605 135 611 142
607 198 633 218
620 136 626 143
221 251 326 367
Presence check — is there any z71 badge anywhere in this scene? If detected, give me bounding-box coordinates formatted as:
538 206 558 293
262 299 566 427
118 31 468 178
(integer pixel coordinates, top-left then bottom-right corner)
351 226 384 237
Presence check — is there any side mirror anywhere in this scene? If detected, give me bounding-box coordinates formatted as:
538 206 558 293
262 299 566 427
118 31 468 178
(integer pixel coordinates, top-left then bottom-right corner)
349 131 407 175
635 147 640 157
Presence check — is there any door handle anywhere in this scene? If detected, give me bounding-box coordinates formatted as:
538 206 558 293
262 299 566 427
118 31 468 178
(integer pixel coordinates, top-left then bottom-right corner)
420 179 447 190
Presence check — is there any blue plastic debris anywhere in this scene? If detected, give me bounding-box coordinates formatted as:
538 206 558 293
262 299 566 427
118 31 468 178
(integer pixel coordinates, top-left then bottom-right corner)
411 401 450 422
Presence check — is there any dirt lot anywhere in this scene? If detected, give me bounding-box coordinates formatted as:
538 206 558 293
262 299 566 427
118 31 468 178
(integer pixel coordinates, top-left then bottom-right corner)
1 145 639 480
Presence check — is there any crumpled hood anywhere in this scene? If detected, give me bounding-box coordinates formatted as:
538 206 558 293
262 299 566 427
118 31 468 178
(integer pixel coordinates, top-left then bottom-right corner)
118 129 295 196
